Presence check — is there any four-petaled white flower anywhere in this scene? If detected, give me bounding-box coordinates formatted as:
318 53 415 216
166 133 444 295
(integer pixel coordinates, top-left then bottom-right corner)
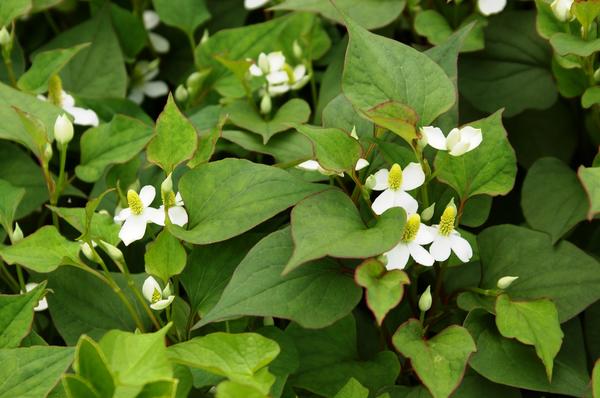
383 214 435 270
420 125 482 157
128 60 169 104
477 0 507 16
371 163 425 215
429 203 473 262
38 90 99 127
143 10 170 54
159 191 189 227
296 158 370 176
23 282 48 312
142 276 175 310
244 0 270 10
114 186 163 246
550 0 574 21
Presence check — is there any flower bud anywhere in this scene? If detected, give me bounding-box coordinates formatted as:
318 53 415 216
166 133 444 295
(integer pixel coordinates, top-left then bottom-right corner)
293 40 303 59
350 126 359 140
80 241 98 262
420 203 435 222
550 0 574 22
100 240 124 262
594 68 600 83
175 85 189 102
0 27 10 47
418 285 432 312
200 29 209 45
186 70 210 92
161 173 173 194
54 114 74 145
260 94 272 114
497 276 519 290
43 143 53 162
365 174 377 190
12 222 23 242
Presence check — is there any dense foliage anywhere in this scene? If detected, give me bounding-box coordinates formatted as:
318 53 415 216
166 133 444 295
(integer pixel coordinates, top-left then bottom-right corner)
0 0 599 397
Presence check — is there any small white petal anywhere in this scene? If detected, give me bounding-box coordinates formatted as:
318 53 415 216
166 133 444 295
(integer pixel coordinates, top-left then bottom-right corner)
145 67 160 82
461 126 483 152
142 276 161 303
34 297 48 312
143 10 160 30
138 186 156 207
60 91 75 108
266 70 289 85
257 53 269 73
421 126 447 150
449 141 471 157
119 215 147 246
267 84 290 96
446 128 461 149
128 87 145 104
168 206 188 226
355 158 370 171
372 169 390 191
244 0 270 9
267 51 285 71
149 32 170 54
114 208 131 223
175 192 184 206
478 0 507 16
293 64 306 81
297 160 321 171
64 105 99 127
249 64 264 77
414 224 435 245
144 207 165 226
450 233 473 263
291 75 310 90
384 244 410 270
400 163 425 191
430 235 452 261
408 242 435 266
392 190 419 215
150 295 175 310
372 189 396 215
143 81 169 98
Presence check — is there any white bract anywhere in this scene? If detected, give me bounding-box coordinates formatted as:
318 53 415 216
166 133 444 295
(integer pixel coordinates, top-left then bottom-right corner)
142 276 175 310
550 0 574 21
128 60 169 104
296 158 369 176
159 191 188 227
371 163 425 215
54 114 74 145
143 10 170 53
383 214 435 270
244 0 270 10
23 282 48 312
420 125 482 156
38 90 99 127
477 0 507 16
429 203 473 262
114 186 163 246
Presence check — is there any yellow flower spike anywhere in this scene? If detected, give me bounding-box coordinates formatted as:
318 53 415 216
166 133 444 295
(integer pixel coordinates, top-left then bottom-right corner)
401 214 422 243
439 204 457 237
387 164 403 190
127 190 144 216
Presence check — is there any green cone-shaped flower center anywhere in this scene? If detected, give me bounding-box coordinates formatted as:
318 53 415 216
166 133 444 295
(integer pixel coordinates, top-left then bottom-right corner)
388 164 403 191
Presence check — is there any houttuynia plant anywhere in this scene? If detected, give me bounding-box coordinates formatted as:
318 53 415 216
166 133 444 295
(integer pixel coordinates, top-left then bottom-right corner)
0 0 599 397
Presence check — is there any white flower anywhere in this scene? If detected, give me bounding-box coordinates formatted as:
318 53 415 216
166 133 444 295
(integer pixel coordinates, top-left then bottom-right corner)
38 91 99 127
54 114 74 145
0 27 10 47
477 0 507 16
429 203 473 262
550 0 574 21
249 52 310 98
418 285 432 312
244 0 270 10
143 10 170 53
421 125 482 156
23 282 48 312
296 158 369 176
113 185 164 246
371 163 425 215
159 191 188 227
128 60 169 105
497 276 519 289
383 214 435 270
142 276 174 310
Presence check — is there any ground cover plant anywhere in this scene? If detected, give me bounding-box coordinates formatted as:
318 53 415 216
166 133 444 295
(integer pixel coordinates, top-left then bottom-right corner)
0 0 599 397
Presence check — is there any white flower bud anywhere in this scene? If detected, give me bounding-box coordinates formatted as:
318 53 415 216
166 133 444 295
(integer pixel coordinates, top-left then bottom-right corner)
293 40 303 59
421 203 435 222
80 241 98 262
161 173 173 194
175 85 188 102
12 222 23 242
200 29 209 45
365 174 377 190
43 143 53 162
594 68 600 82
350 126 359 140
418 285 432 312
497 276 519 290
0 27 10 47
54 114 74 145
100 240 124 262
550 0 574 22
260 94 272 114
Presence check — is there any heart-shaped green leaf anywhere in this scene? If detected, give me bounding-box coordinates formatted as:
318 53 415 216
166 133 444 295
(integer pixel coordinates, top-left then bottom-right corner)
0 282 46 349
578 165 600 220
0 179 25 230
361 101 419 145
144 230 187 283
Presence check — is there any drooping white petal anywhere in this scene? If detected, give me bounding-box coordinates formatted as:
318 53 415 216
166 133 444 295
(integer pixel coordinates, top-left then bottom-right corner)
143 81 169 98
149 32 170 54
446 128 461 149
450 233 473 262
293 64 306 81
414 224 435 245
297 160 321 171
175 192 184 206
461 126 483 151
63 105 99 127
144 207 166 226
267 51 285 71
128 86 145 104
421 126 447 150
25 282 48 311
372 169 389 191
168 206 188 227
392 190 419 215
400 162 425 191
142 276 161 302
384 243 410 270
114 208 131 223
355 158 370 171
138 186 156 207
119 215 147 246
408 242 435 266
478 0 507 16
371 189 396 215
430 234 452 261
150 295 175 310
249 64 264 77
266 70 289 85
143 10 160 30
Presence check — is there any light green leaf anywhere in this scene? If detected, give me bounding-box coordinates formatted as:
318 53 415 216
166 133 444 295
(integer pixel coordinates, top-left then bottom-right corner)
226 99 310 144
0 346 74 398
495 294 563 381
593 360 600 398
521 158 587 243
535 0 565 39
333 378 369 398
392 320 476 398
284 189 406 273
322 94 373 137
0 0 31 27
355 259 409 325
152 0 210 36
170 158 325 244
62 375 100 398
222 129 313 163
197 228 361 329
17 44 89 94
169 332 279 394
578 165 600 219
342 14 454 125
550 33 600 56
361 101 418 145
49 206 120 246
0 179 25 230
0 225 79 273
271 0 405 30
435 111 517 199
187 115 224 168
144 230 187 283
415 10 453 45
478 225 600 322
76 115 154 182
0 282 45 349
216 381 267 398
73 336 115 398
136 380 178 398
147 94 198 173
582 86 600 109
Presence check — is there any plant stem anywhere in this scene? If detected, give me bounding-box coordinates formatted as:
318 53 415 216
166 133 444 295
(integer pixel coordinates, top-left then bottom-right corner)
0 262 20 292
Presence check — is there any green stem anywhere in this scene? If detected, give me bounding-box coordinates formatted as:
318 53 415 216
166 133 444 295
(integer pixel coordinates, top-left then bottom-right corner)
0 262 19 291
1 50 17 87
15 265 25 292
467 287 501 297
307 60 318 109
187 32 196 56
